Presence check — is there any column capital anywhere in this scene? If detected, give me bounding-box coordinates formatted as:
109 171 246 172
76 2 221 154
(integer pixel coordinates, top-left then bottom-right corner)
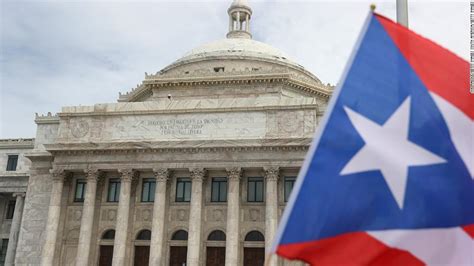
50 168 67 182
118 168 136 183
84 168 101 182
189 168 206 181
226 167 242 181
264 167 280 181
153 168 170 182
12 192 25 198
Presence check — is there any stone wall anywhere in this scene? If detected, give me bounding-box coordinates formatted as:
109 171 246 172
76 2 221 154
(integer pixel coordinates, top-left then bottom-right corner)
15 163 52 265
0 149 31 174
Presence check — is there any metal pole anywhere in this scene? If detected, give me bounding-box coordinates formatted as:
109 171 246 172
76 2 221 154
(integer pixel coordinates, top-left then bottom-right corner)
397 0 409 27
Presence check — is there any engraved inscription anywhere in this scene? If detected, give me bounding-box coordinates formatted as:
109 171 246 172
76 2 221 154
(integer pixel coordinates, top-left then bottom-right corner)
144 118 224 135
108 112 266 140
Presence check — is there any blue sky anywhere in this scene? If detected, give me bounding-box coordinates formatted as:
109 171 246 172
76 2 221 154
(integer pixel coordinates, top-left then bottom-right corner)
0 0 468 138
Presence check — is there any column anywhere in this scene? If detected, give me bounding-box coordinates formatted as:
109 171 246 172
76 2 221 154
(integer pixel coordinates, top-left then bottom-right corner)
4 192 25 266
75 169 100 266
149 168 170 266
41 168 67 266
237 12 241 30
186 168 205 266
245 14 249 31
229 14 233 32
112 169 135 266
225 167 241 266
264 167 279 266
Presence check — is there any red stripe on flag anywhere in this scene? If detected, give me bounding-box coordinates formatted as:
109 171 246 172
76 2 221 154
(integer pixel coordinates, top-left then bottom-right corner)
276 232 424 266
375 14 473 120
462 224 474 238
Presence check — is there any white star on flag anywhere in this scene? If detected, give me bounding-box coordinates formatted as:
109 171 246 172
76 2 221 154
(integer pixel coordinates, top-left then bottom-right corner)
340 97 446 209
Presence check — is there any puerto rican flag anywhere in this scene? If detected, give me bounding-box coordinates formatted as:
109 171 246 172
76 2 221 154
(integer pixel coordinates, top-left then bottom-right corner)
272 12 474 265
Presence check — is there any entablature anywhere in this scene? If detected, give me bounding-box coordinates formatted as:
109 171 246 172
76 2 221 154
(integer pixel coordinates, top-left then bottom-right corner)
45 138 311 156
119 72 332 102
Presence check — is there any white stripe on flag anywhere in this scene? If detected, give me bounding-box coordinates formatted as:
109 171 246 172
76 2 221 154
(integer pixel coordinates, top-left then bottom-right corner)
430 92 473 179
368 227 473 266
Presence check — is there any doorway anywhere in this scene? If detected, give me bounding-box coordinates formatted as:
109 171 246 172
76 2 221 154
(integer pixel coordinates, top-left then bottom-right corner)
98 245 113 266
169 246 187 266
243 247 265 266
134 245 150 266
206 247 225 266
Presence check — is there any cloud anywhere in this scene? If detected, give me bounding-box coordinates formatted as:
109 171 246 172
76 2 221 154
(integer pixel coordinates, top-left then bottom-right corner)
0 0 468 138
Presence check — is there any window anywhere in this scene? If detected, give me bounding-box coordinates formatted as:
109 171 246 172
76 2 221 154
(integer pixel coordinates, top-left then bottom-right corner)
141 178 156 202
102 230 115 240
136 230 151 240
176 178 191 202
5 200 15 219
171 230 188 240
244 231 264 242
211 177 227 202
74 179 86 202
6 155 18 171
0 239 8 265
284 177 296 202
107 179 121 202
208 230 226 241
247 177 264 202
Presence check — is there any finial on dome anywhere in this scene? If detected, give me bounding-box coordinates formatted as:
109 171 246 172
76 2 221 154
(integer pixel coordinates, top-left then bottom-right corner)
227 0 252 39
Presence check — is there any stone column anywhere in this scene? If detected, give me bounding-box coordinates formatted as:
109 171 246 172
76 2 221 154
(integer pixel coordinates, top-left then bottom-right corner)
75 169 100 266
229 15 233 32
264 167 279 266
237 11 241 30
149 168 170 266
186 168 205 266
245 14 250 31
112 169 135 266
4 192 25 266
225 167 241 266
41 168 67 266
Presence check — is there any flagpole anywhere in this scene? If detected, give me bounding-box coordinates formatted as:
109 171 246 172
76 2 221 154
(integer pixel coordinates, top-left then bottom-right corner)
397 0 409 27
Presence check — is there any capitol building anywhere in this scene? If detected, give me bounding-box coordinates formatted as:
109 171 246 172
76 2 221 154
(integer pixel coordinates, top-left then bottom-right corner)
0 1 332 265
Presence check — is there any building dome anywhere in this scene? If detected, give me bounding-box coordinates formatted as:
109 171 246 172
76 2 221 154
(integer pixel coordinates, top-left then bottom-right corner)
165 38 303 71
161 0 319 77
119 0 331 102
158 0 319 83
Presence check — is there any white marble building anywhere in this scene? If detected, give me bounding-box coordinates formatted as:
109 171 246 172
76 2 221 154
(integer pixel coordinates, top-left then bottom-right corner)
0 139 32 266
0 1 333 265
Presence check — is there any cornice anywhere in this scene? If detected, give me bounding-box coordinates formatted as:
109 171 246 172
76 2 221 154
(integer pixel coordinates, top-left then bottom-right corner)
119 73 332 102
58 102 319 118
0 138 35 149
44 138 312 156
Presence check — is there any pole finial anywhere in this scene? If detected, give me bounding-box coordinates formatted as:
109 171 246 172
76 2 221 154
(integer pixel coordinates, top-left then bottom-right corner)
370 4 376 11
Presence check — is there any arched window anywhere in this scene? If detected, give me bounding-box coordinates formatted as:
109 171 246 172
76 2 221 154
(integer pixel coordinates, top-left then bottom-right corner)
207 230 226 241
102 229 115 240
136 230 151 240
244 231 264 242
171 230 188 240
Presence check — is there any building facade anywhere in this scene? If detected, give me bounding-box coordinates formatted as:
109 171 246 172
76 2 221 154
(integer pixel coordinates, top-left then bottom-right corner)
1 1 333 265
0 139 32 265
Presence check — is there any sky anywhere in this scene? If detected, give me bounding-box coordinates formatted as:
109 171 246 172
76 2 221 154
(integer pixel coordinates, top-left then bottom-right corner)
0 0 469 138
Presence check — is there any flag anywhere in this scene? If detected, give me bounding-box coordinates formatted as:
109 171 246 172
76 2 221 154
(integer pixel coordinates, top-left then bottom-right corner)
272 12 474 265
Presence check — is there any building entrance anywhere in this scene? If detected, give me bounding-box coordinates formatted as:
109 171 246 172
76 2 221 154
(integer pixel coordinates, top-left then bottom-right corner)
98 245 113 266
169 246 187 266
243 247 264 266
206 247 225 266
134 246 150 266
